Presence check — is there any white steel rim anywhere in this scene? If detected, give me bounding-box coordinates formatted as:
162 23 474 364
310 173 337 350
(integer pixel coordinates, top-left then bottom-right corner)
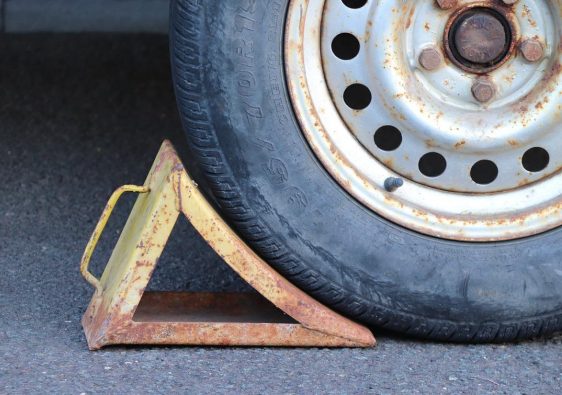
285 0 562 241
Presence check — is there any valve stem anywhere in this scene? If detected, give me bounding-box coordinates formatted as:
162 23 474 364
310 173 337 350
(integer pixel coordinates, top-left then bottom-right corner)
384 177 404 193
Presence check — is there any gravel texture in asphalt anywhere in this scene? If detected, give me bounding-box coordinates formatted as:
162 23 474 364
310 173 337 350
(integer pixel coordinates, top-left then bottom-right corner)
1 34 561 395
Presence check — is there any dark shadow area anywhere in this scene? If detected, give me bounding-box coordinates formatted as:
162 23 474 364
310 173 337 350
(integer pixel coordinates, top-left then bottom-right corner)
0 33 247 296
0 34 250 368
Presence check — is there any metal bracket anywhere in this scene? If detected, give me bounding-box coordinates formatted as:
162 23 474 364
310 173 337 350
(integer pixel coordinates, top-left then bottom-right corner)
80 140 376 350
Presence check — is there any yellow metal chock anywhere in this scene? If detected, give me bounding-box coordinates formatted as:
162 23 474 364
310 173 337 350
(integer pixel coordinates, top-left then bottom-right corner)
80 140 376 350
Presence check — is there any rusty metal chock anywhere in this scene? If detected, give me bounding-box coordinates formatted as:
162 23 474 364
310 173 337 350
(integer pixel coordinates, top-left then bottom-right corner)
80 140 376 350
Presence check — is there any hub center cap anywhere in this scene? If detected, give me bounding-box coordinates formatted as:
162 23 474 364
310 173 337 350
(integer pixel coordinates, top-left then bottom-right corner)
452 9 508 65
451 9 511 68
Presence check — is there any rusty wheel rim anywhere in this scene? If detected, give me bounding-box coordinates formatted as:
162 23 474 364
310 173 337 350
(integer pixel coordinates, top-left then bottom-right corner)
285 0 562 241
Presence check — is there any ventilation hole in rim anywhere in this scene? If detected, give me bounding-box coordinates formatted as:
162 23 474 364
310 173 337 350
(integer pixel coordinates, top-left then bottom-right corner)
419 152 447 178
344 84 372 110
342 0 368 9
522 147 549 173
374 126 402 151
471 160 498 185
332 33 360 60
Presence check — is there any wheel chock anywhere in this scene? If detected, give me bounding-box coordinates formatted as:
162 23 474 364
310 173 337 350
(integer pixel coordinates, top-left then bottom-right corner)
80 140 376 350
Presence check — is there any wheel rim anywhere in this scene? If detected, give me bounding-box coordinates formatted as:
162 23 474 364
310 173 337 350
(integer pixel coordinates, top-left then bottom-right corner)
285 0 562 241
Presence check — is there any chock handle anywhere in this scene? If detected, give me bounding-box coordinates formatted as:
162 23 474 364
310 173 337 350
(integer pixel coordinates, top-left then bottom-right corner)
80 185 150 295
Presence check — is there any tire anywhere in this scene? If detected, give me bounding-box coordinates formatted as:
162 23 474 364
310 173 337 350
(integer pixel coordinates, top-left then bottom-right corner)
170 0 562 342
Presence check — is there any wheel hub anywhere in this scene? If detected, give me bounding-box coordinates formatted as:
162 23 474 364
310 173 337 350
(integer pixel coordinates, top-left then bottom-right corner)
285 0 562 241
447 7 513 72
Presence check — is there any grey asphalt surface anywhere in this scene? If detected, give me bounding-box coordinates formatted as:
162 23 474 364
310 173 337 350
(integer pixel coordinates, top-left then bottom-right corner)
1 34 561 395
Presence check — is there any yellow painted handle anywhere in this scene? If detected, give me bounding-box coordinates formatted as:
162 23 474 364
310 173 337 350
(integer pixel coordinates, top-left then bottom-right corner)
80 185 150 294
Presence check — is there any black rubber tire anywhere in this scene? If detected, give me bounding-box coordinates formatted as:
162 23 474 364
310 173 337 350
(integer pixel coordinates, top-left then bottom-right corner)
170 0 562 342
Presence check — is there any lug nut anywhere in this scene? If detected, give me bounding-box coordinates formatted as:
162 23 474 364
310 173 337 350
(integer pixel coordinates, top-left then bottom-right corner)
502 0 518 5
520 39 544 63
472 78 496 103
384 177 404 193
436 0 457 9
419 47 443 71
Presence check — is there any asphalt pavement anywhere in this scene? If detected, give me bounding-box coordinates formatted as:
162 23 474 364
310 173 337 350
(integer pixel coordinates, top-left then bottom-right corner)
1 34 561 394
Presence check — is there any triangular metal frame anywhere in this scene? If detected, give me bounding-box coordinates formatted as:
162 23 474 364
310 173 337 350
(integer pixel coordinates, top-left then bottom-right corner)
80 141 376 350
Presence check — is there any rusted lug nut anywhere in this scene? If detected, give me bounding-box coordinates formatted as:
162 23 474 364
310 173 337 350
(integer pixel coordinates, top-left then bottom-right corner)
435 0 457 10
520 39 544 63
502 0 519 5
384 177 404 193
419 47 443 71
472 79 496 104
